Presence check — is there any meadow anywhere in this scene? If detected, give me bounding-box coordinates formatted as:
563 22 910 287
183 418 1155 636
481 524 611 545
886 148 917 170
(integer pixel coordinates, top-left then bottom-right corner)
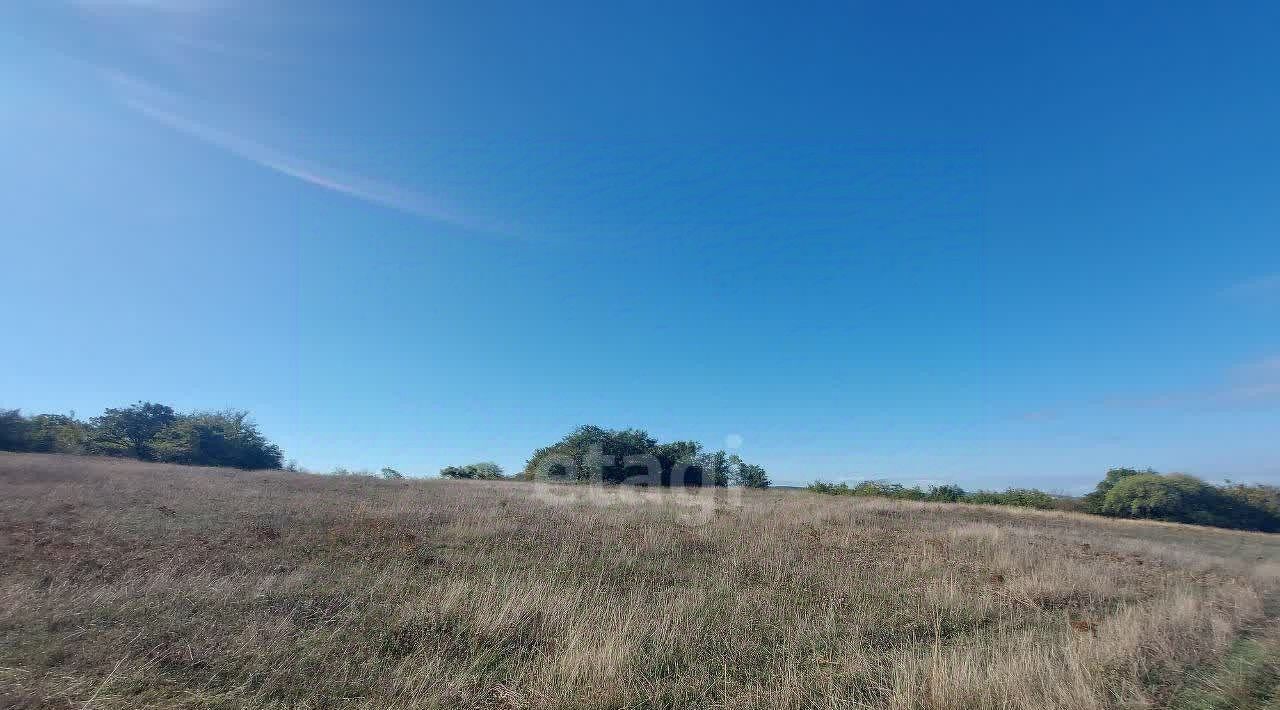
2 452 1278 709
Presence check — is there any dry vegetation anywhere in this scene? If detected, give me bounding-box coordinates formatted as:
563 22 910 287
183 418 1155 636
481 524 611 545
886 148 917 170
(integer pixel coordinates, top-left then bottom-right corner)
2 453 1279 709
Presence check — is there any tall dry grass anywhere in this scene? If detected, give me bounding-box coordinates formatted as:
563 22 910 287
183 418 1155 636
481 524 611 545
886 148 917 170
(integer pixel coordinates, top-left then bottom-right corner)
1 452 1277 709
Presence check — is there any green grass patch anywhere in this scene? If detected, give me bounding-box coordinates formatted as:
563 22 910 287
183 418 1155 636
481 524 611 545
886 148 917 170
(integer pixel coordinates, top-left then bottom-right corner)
1173 635 1280 710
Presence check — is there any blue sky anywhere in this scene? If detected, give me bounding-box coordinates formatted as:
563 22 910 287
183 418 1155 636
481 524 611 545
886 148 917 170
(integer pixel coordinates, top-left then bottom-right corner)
2 1 1277 490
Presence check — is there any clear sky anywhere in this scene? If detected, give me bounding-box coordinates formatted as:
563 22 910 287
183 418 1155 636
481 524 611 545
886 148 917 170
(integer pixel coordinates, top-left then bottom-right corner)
2 1 1278 490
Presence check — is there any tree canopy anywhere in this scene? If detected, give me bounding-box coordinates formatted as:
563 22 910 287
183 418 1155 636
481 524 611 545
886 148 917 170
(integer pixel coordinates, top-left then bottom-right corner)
1082 467 1155 513
523 425 770 488
1097 472 1280 532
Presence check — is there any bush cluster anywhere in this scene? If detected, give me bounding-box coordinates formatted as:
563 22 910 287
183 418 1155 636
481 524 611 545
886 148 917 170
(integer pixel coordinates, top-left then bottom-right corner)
327 466 406 480
0 402 283 470
523 425 770 488
440 462 507 480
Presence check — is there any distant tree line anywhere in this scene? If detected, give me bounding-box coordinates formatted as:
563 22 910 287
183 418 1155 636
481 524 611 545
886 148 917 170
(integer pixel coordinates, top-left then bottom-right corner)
0 402 283 470
808 467 1280 532
18 407 1269 532
807 480 1059 510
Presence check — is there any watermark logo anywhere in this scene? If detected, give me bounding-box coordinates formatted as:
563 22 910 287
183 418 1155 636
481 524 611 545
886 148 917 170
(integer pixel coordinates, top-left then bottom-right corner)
525 442 745 525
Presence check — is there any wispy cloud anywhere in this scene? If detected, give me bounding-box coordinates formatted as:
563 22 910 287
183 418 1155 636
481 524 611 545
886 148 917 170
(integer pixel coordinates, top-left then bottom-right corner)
101 72 505 234
72 0 226 14
1233 355 1280 378
127 99 469 224
1223 273 1280 304
72 0 287 67
63 0 515 237
1222 356 1280 404
156 32 282 63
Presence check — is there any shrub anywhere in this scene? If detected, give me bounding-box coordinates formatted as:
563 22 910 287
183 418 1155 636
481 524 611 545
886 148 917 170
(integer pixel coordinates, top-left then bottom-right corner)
441 462 506 480
967 488 1057 510
930 484 967 502
149 411 283 470
807 480 850 495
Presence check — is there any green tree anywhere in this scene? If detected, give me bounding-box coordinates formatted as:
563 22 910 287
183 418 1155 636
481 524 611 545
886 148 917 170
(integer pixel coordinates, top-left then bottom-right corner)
24 414 88 454
525 426 661 484
146 420 196 462
89 402 177 459
1221 483 1280 518
652 440 704 486
525 426 731 487
1099 474 1280 531
1100 473 1209 521
929 484 966 502
149 411 283 469
2 402 284 471
381 467 404 480
729 455 771 489
699 450 733 487
1083 467 1154 513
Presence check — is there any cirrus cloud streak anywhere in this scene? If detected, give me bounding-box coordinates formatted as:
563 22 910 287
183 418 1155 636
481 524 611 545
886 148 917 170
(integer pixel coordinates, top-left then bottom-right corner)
101 70 508 235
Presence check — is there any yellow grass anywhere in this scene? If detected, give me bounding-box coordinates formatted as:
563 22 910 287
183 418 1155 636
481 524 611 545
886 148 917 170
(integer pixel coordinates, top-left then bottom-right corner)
1 452 1278 709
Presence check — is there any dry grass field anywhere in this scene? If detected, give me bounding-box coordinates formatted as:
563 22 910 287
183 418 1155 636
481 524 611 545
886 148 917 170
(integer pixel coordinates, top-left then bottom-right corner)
2 452 1279 709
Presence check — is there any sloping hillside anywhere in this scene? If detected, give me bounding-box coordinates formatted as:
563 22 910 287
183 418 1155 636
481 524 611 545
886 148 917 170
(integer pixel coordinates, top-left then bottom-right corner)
2 453 1277 709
